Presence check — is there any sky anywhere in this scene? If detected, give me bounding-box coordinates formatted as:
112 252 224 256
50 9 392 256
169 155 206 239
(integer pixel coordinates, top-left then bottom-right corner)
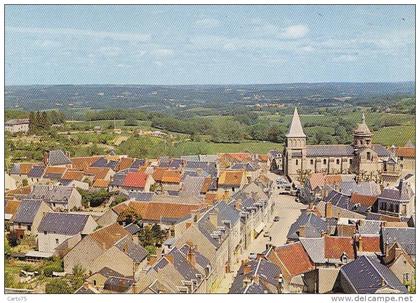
5 5 415 85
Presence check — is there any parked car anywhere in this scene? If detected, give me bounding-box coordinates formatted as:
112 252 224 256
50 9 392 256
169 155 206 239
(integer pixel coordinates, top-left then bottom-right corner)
273 216 280 222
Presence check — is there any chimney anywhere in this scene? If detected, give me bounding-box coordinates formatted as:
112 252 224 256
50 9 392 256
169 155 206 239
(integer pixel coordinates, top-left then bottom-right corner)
148 255 157 266
187 248 196 267
209 211 218 227
325 202 333 218
166 254 174 264
243 263 252 275
43 151 49 166
358 236 363 252
298 225 305 238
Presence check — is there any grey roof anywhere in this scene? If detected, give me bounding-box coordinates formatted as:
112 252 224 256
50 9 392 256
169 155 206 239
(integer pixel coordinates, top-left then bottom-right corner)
185 161 217 177
340 256 407 294
373 144 390 157
181 175 206 196
28 185 74 204
13 199 44 224
48 150 71 166
197 201 240 248
287 211 328 240
181 155 200 162
96 267 124 278
159 158 183 169
300 237 326 263
104 276 134 292
379 181 414 202
307 145 354 157
229 258 280 294
129 192 154 201
115 237 148 263
325 190 352 210
382 227 415 255
179 243 211 269
110 173 125 187
27 166 45 178
230 162 259 171
10 163 21 175
37 212 90 235
358 220 382 235
91 157 118 170
124 223 141 235
166 248 202 281
198 155 218 162
130 159 145 169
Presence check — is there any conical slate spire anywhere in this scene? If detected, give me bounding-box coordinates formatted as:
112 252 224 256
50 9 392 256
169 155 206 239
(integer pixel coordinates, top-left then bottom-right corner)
286 107 306 138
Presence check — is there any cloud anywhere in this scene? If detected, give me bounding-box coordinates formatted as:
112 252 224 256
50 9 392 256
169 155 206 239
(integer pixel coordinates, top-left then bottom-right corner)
33 39 61 49
280 24 309 39
99 46 122 57
7 26 151 42
332 54 357 62
152 48 174 58
195 18 221 29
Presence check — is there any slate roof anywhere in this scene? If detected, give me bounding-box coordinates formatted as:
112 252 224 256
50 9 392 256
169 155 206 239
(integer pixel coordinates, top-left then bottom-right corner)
48 150 72 166
307 145 354 157
91 157 119 170
230 162 260 171
185 161 217 177
115 236 148 263
38 212 90 235
130 159 146 169
96 266 124 278
340 256 407 294
382 227 415 255
13 199 44 224
28 185 74 204
358 220 382 235
379 181 414 203
166 248 202 281
104 276 134 292
181 175 206 196
124 223 141 235
197 201 240 248
110 173 125 187
229 258 281 294
179 243 211 270
27 165 45 178
372 144 390 157
128 192 154 201
287 211 328 240
299 237 326 263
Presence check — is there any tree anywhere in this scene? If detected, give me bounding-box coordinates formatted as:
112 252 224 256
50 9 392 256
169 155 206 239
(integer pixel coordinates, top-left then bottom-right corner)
117 208 141 226
45 279 73 294
28 112 35 133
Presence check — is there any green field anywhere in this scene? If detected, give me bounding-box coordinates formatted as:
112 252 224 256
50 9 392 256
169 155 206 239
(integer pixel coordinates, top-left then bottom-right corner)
175 140 283 154
373 125 416 146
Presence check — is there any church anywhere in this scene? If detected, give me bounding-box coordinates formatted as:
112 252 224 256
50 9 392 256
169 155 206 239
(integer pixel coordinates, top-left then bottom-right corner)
283 108 390 180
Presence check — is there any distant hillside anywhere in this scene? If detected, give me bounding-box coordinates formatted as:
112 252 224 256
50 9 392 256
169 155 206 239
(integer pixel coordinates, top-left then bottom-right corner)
5 82 415 112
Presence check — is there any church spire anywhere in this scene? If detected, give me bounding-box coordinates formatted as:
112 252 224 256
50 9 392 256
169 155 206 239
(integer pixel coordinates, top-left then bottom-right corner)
286 107 306 138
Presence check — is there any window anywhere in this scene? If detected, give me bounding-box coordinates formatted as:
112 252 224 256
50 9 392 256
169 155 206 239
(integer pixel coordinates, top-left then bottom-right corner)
367 152 371 160
55 239 59 245
323 159 327 165
310 159 314 165
44 231 47 235
336 159 340 164
93 280 97 286
296 159 299 165
403 273 409 281
349 159 353 165
28 226 31 231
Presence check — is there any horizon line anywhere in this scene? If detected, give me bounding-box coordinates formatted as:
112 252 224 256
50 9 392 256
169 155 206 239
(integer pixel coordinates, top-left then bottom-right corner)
5 80 416 87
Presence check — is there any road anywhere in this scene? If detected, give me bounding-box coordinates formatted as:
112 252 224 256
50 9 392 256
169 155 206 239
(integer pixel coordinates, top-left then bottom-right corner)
213 172 305 293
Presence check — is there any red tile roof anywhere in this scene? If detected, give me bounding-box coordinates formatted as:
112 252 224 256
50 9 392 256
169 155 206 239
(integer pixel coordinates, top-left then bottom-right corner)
61 170 85 181
350 193 378 207
71 156 101 171
85 167 111 180
92 179 110 188
324 236 355 260
128 201 206 222
268 242 314 280
359 236 381 253
122 172 148 188
117 157 134 171
396 147 415 158
219 170 245 186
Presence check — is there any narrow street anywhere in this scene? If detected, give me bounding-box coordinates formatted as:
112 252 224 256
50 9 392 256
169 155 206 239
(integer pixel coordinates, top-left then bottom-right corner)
213 172 306 293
